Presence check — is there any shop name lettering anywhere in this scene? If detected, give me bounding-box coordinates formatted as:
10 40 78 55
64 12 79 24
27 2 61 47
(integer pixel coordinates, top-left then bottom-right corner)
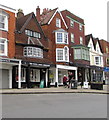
0 59 18 63
30 63 50 67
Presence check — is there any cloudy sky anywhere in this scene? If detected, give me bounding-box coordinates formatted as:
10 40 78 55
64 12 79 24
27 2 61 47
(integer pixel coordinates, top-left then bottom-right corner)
0 0 108 40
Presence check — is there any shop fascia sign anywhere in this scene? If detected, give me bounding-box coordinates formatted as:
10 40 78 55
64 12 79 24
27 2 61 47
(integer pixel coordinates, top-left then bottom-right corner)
0 58 19 63
29 62 50 67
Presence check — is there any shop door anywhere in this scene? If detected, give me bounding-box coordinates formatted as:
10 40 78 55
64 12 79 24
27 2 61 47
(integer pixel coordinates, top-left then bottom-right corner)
40 69 46 88
0 69 9 89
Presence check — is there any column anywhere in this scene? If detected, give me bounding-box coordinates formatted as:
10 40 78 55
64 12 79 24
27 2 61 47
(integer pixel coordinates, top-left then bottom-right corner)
55 68 58 87
45 69 48 87
9 68 12 88
18 60 21 88
75 69 78 81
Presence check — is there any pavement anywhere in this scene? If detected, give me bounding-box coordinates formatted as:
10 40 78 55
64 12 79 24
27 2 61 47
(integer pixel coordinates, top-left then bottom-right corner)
0 85 109 94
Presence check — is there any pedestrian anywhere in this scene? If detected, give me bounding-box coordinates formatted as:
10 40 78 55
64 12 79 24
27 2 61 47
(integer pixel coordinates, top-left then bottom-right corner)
68 72 73 88
63 75 68 88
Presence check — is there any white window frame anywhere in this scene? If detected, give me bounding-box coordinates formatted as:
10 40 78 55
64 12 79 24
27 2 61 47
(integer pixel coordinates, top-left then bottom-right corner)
95 56 101 65
56 46 69 62
71 33 74 43
25 30 41 38
56 32 68 44
70 19 74 27
0 12 8 31
80 36 83 44
24 47 43 58
0 38 8 56
56 18 61 28
79 24 82 31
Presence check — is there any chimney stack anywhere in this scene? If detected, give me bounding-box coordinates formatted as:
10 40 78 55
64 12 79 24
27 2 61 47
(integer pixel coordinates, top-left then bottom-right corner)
36 6 40 22
17 9 24 18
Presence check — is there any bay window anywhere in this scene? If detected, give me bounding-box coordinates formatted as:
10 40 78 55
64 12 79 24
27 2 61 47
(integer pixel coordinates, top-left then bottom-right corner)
73 46 89 61
56 32 68 44
0 38 8 56
24 47 43 58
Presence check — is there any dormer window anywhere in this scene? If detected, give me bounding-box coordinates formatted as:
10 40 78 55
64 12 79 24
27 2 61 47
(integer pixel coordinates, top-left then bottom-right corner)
56 18 61 28
25 30 41 38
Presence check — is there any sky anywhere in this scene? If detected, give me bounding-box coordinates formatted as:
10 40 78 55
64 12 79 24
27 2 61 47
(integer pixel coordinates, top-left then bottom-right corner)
0 0 108 40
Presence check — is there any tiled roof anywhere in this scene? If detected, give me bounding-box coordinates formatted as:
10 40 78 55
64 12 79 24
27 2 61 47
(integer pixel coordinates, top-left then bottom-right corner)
40 8 58 25
15 55 52 65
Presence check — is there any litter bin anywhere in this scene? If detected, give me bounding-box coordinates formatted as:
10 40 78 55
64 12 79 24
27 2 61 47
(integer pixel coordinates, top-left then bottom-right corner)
71 80 77 89
54 82 57 87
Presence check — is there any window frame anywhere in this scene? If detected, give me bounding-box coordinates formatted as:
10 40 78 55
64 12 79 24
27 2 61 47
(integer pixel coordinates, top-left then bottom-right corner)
0 13 8 31
56 18 61 28
80 36 83 44
24 47 43 58
56 46 69 62
0 38 8 56
56 32 68 44
79 24 83 31
70 19 74 27
25 30 41 38
71 33 74 43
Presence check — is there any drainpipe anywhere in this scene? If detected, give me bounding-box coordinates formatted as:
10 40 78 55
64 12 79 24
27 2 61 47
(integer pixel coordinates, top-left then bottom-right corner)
18 60 21 88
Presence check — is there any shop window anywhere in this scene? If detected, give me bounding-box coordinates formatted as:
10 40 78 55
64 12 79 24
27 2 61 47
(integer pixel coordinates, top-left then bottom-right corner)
0 38 8 56
30 69 40 82
15 67 26 82
107 58 109 64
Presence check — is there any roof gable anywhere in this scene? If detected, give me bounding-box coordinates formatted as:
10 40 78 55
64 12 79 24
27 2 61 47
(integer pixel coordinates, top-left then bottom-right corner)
40 8 68 29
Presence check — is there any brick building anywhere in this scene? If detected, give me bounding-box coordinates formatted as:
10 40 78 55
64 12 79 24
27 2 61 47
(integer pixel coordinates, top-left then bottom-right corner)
13 9 51 88
0 4 21 89
61 10 90 87
36 6 78 86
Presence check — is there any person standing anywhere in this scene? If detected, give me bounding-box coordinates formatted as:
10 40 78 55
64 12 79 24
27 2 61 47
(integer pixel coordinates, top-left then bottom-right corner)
63 75 68 88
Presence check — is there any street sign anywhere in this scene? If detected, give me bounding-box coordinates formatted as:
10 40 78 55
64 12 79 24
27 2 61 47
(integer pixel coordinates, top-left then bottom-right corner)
104 67 109 72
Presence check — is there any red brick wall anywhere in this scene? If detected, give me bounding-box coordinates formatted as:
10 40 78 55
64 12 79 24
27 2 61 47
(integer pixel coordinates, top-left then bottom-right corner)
2 9 16 58
41 12 68 64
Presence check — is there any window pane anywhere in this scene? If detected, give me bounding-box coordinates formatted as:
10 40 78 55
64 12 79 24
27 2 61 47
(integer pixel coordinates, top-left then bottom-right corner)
57 33 63 42
57 49 63 60
56 18 61 28
64 33 68 43
74 49 81 59
70 20 74 27
71 33 74 43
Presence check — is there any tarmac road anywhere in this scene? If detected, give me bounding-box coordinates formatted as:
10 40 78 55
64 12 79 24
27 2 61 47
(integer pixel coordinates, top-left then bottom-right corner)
2 93 107 118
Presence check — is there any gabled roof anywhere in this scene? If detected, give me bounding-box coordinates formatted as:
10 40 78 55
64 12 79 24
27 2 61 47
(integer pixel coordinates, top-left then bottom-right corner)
85 34 103 53
16 12 48 49
16 12 46 38
40 8 68 29
61 10 84 25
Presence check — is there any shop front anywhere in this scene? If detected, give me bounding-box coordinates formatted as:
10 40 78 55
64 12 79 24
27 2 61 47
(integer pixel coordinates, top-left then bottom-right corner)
49 64 77 86
0 58 21 89
12 61 50 88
